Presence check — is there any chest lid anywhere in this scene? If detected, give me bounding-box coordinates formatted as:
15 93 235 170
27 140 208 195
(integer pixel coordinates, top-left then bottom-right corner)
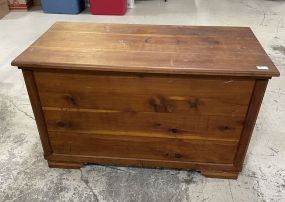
12 22 279 78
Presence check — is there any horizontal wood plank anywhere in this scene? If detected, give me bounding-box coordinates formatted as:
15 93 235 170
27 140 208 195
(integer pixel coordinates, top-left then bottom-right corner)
49 22 256 37
49 132 238 164
35 72 254 116
32 31 265 55
44 109 244 141
48 153 237 172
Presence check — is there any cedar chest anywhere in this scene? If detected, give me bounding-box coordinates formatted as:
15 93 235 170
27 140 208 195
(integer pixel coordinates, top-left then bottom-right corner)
12 22 280 179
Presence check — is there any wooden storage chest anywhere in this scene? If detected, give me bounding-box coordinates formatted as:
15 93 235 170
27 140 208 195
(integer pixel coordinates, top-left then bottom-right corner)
12 22 280 179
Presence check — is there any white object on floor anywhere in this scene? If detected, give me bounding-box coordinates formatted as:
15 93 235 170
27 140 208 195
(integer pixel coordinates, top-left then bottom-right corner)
128 0 135 8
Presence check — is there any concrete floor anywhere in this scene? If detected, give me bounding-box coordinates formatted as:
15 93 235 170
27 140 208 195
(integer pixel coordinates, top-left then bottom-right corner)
0 0 285 201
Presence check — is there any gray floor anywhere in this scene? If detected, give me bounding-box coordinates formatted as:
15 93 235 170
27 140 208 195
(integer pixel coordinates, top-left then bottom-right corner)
0 0 285 201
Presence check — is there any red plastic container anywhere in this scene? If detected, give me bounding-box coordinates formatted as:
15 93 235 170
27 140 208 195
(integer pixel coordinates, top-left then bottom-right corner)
90 0 127 15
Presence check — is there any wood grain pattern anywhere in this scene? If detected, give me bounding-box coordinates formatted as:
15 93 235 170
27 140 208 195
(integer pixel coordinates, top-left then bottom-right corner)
234 79 268 170
12 23 279 179
44 109 244 141
22 70 53 159
48 160 81 169
34 71 253 141
47 153 238 174
34 71 254 116
32 32 265 54
49 132 238 164
47 23 259 37
200 170 238 179
12 22 279 77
